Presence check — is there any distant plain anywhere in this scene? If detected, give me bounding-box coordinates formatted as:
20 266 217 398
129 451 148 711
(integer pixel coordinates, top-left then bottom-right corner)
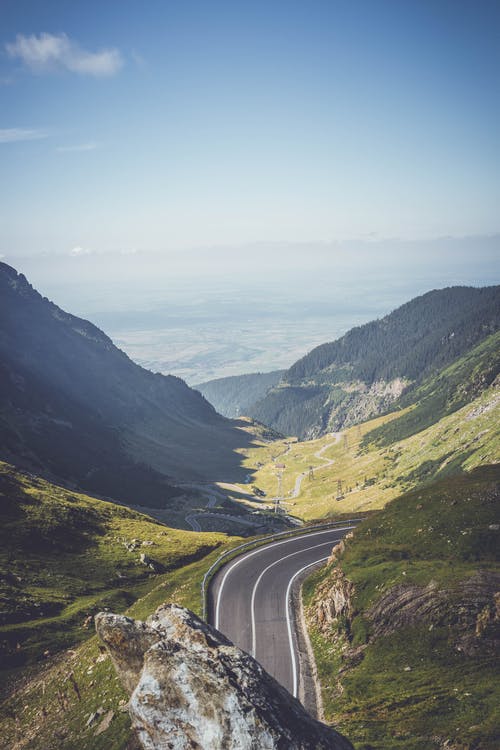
12 236 499 383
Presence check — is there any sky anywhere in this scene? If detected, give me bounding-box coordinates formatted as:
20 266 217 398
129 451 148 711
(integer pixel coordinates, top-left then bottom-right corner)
1 0 500 260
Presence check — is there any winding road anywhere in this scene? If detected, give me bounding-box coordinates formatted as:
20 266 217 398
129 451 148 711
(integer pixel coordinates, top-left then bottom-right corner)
290 432 341 499
183 484 284 532
207 523 355 705
185 434 340 531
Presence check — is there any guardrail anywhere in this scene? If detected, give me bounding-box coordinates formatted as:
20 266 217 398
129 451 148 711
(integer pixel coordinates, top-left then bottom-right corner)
201 518 363 620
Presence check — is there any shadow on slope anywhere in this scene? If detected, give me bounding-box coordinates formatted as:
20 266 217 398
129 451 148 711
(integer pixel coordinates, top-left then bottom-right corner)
0 262 257 508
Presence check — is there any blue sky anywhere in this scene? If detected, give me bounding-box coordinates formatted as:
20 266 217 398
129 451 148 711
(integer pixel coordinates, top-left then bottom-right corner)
1 0 500 257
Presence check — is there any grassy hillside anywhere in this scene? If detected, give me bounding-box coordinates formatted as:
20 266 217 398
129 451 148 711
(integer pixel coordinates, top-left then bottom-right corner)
303 466 500 750
0 462 230 670
363 330 500 448
0 261 256 506
230 363 499 520
0 541 241 750
1 292 498 750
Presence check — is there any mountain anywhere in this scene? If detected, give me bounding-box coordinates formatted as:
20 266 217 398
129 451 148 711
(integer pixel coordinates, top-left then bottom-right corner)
195 370 284 417
0 262 253 508
234 341 499 522
248 286 500 439
363 329 500 448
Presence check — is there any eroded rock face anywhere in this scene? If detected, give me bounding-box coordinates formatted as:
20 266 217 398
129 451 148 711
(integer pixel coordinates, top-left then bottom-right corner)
367 570 500 655
314 566 355 638
312 557 499 659
96 604 353 750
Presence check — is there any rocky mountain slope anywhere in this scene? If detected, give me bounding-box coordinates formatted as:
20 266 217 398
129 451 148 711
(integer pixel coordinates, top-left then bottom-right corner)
248 286 500 439
363 329 500 448
303 466 500 749
0 262 255 508
195 370 284 418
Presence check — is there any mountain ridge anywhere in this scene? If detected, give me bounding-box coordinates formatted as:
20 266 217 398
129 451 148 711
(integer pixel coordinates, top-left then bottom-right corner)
195 369 284 418
247 285 500 438
0 262 254 510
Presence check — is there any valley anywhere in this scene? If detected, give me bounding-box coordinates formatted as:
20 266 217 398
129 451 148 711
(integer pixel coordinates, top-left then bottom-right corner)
218 355 498 522
0 265 498 750
3 4 499 747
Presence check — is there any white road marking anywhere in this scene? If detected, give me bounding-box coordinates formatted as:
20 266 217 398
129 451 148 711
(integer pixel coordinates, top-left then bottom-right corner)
250 541 335 657
285 556 330 697
214 526 354 630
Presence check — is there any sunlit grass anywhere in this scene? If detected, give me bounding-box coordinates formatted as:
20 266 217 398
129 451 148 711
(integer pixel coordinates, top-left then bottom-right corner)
228 385 499 521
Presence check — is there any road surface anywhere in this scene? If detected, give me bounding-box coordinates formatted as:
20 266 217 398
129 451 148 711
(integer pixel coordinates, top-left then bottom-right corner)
207 524 355 701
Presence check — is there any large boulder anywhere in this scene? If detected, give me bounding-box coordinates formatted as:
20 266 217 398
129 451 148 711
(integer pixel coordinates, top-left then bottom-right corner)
96 603 353 750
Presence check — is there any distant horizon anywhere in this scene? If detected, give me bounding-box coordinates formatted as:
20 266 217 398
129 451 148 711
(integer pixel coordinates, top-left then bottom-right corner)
3 230 500 260
3 234 498 384
2 1 500 255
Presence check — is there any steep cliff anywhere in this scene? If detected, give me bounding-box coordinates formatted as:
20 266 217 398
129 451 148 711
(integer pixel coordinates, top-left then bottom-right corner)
96 603 354 750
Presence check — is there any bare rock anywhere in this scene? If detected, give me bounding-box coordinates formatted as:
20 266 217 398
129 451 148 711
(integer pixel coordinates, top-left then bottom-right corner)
124 539 142 552
314 566 355 637
367 570 500 655
328 533 353 565
96 604 353 750
95 709 114 735
139 553 165 573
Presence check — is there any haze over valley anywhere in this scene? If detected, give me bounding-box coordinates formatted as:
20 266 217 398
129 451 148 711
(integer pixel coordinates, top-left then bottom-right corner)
10 234 498 383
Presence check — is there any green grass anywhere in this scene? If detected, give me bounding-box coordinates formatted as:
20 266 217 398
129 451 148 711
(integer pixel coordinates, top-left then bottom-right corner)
1 345 499 749
0 547 238 750
229 378 499 522
303 467 500 749
0 463 248 750
364 331 500 449
0 461 233 670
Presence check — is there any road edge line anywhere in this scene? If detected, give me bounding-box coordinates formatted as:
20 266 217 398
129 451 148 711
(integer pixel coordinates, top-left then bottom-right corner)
285 556 330 698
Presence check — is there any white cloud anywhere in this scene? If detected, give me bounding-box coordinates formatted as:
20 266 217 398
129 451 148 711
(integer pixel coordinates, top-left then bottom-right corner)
0 128 48 143
56 142 98 153
6 32 123 77
69 246 92 256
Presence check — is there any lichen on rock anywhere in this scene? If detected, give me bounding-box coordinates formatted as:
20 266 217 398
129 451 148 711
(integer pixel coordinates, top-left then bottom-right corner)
96 603 353 750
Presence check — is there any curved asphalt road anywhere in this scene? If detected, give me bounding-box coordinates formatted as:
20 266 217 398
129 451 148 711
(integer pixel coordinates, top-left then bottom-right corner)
207 525 355 699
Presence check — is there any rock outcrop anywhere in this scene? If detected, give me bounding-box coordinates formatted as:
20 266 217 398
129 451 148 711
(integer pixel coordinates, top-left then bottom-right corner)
312 553 499 659
96 604 353 750
313 564 355 639
367 570 500 656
